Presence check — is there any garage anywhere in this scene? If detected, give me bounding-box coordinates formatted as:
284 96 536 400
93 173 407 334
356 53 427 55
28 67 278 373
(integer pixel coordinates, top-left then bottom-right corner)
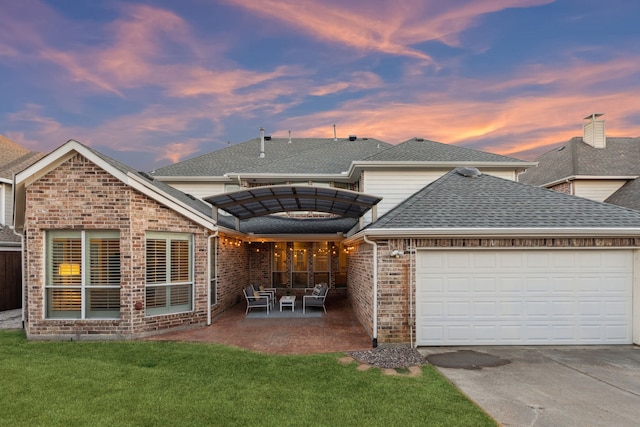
416 249 633 346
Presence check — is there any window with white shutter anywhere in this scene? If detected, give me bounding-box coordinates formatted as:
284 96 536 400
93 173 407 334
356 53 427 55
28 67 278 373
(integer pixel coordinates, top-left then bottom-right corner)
46 231 121 319
145 232 193 315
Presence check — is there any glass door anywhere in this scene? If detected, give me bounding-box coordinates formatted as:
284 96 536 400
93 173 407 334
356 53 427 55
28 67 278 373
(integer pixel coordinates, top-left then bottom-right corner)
292 242 308 288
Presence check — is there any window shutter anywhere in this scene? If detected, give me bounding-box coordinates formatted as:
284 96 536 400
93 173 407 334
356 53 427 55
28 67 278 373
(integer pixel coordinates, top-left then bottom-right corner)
171 240 190 282
146 239 167 284
89 238 121 286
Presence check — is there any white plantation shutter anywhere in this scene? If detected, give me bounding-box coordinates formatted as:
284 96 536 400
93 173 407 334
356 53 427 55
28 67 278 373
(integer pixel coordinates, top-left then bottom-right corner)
146 239 167 284
171 240 190 282
87 237 121 317
46 231 120 319
145 233 193 315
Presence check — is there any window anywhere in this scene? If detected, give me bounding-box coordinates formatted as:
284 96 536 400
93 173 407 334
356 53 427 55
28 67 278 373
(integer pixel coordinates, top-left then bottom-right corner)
209 237 217 305
272 243 288 288
46 231 121 319
292 242 308 288
312 242 330 286
146 232 193 315
335 243 348 288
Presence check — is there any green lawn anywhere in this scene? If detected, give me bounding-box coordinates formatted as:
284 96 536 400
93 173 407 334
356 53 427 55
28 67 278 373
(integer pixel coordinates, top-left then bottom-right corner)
0 330 495 426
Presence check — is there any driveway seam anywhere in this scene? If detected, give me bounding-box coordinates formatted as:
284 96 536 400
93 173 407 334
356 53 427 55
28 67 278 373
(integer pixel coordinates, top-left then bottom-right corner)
538 351 640 398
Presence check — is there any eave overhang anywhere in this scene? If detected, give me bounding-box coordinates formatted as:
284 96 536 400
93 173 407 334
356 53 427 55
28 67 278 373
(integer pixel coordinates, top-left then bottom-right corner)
347 161 537 180
13 140 217 232
541 175 638 188
346 227 640 243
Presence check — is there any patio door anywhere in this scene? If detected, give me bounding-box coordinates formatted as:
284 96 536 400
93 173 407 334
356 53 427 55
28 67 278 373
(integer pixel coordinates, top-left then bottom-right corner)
292 242 308 288
272 243 288 288
313 242 330 286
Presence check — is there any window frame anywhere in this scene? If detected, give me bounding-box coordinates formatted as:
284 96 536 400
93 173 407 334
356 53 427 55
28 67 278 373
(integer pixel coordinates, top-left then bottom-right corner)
145 232 194 316
45 230 121 320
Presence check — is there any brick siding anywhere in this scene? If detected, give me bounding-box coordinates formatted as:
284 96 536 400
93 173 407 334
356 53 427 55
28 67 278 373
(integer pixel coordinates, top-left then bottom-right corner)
23 153 246 339
349 236 640 345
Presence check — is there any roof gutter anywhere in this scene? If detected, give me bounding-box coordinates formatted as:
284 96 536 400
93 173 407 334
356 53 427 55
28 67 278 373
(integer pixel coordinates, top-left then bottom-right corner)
346 160 538 180
540 175 638 188
347 227 640 242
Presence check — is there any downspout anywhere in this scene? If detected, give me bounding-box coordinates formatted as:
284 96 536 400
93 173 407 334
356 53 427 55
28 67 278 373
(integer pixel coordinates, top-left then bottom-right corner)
363 234 378 348
11 173 25 328
207 230 219 325
11 227 25 328
409 239 415 348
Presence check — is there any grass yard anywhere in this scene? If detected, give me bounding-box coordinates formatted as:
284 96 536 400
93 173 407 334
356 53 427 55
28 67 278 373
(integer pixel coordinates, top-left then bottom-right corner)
0 330 495 426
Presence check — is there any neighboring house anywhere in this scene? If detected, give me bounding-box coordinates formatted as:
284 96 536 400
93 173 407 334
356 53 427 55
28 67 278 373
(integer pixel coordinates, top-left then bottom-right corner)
518 114 640 208
0 135 43 311
12 133 640 347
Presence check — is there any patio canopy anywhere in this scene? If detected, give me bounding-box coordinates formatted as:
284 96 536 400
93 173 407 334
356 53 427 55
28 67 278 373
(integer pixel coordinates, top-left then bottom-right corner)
205 185 382 220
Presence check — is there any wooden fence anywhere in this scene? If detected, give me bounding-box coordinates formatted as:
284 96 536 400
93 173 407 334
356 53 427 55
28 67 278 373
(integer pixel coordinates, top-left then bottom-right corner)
0 251 21 311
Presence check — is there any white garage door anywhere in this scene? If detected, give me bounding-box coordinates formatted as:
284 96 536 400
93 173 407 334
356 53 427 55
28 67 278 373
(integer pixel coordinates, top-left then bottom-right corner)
416 250 633 346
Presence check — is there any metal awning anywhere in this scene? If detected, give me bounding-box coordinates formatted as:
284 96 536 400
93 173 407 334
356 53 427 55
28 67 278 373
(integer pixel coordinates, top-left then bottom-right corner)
205 185 382 220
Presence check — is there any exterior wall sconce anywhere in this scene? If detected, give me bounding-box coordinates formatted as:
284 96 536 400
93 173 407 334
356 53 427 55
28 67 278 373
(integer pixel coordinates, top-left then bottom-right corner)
390 249 404 258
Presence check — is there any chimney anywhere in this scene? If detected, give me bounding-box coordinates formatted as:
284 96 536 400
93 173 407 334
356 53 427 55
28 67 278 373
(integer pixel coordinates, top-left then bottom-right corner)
583 113 606 148
259 127 265 158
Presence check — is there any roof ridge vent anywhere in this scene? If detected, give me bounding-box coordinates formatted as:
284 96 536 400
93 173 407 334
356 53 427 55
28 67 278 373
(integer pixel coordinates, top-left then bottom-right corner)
138 171 155 181
415 137 424 142
456 167 481 178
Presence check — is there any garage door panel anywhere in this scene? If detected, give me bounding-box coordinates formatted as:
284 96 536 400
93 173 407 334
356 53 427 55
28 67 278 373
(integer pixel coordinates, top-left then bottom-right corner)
416 250 633 345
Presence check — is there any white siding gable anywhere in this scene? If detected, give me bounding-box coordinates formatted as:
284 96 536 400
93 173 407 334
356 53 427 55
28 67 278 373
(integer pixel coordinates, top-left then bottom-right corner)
165 182 226 200
573 180 626 202
363 169 517 222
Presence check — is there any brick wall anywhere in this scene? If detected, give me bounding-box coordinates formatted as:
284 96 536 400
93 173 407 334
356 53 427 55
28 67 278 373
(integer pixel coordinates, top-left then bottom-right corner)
355 236 640 345
550 181 572 195
347 242 374 341
213 234 250 315
23 153 223 339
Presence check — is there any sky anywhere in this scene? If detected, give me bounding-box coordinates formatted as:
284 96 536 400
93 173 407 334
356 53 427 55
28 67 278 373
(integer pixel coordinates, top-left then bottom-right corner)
1 0 639 171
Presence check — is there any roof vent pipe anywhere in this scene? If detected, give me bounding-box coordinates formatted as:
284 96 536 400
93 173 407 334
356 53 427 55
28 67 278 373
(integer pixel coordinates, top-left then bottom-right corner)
333 124 337 141
259 127 265 158
583 113 606 148
288 130 292 143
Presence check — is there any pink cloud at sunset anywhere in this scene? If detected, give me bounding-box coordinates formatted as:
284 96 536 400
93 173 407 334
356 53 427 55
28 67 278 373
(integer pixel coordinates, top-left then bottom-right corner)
0 0 638 170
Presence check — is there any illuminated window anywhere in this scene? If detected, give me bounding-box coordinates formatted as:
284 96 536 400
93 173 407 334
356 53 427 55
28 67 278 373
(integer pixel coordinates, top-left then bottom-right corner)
46 230 121 319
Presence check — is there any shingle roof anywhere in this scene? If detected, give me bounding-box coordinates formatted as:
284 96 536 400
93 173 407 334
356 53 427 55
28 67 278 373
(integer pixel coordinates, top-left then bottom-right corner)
362 138 528 163
0 225 20 245
0 135 44 180
77 142 215 219
368 168 640 230
604 178 640 211
150 137 392 177
519 137 640 186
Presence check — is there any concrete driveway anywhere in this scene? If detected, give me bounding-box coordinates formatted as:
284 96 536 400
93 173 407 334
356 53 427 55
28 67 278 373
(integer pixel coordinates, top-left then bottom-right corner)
419 346 640 427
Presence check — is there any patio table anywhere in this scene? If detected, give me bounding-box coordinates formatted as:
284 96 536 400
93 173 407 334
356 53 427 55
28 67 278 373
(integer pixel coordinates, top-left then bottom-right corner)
279 295 296 312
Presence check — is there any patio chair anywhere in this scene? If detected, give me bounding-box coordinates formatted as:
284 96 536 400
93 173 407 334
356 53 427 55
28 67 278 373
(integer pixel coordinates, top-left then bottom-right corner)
252 284 276 308
244 286 271 315
303 284 328 314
